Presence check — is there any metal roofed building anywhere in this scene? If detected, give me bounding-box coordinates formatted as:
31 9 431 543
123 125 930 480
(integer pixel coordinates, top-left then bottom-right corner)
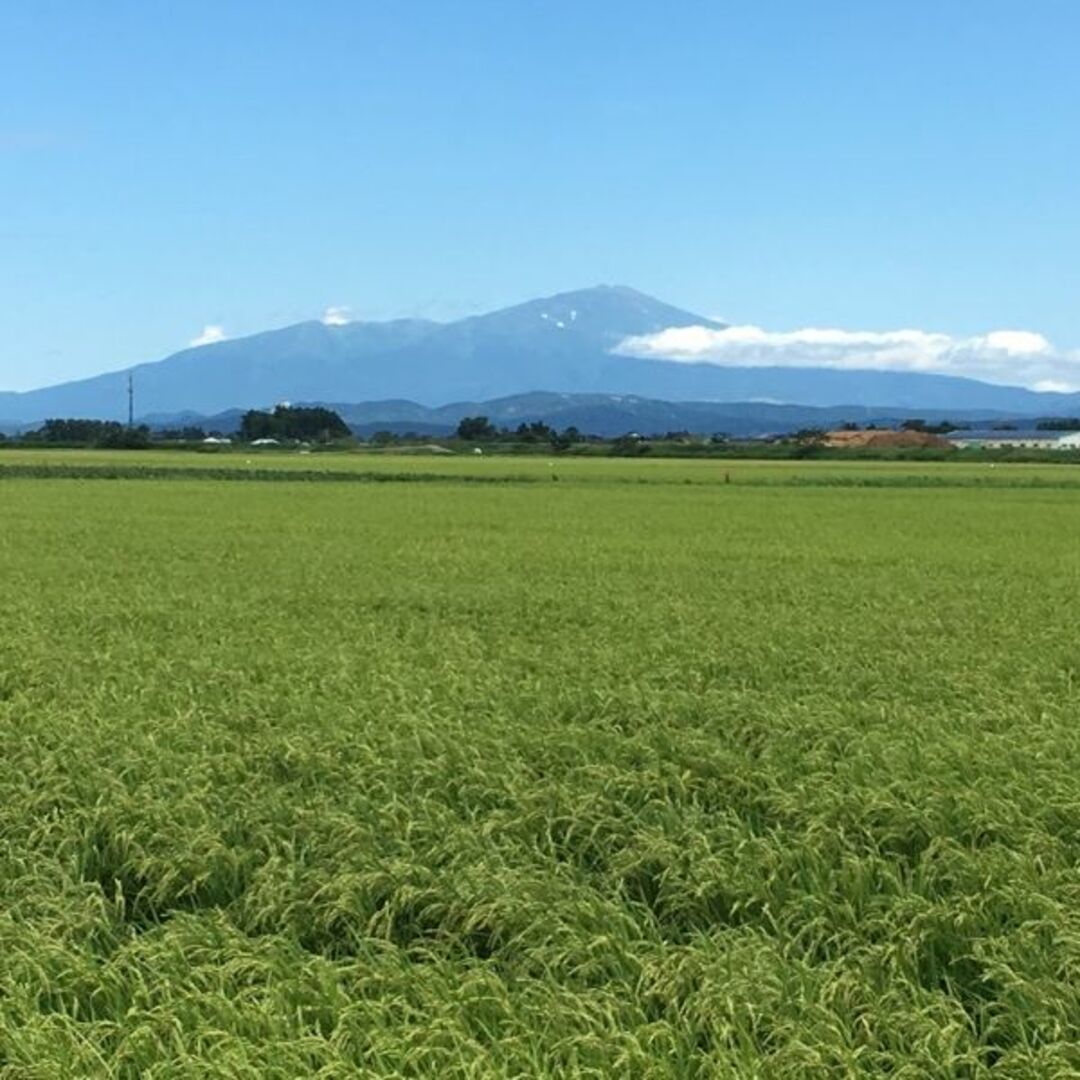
947 429 1074 450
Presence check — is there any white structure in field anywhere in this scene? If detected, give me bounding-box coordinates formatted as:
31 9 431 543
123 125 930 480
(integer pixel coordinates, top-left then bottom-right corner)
947 429 1077 450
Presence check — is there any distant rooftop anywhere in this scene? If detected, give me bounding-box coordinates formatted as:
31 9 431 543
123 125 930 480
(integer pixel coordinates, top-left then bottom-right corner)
947 429 1073 440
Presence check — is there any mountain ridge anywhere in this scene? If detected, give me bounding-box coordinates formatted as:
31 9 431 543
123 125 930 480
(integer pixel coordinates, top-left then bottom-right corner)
132 391 1033 441
3 285 1079 422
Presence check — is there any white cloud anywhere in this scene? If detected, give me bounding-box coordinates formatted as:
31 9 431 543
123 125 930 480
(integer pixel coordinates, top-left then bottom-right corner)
615 323 1080 392
190 325 227 347
322 306 351 326
981 330 1052 355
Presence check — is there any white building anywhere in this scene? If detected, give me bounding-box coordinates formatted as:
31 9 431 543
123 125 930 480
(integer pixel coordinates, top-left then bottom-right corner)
947 429 1072 450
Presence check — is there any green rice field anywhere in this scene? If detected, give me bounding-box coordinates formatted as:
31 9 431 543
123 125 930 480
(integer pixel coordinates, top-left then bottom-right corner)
2 453 1080 1076
5 446 1080 487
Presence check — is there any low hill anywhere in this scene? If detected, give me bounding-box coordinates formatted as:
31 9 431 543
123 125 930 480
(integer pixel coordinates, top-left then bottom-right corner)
144 392 1029 440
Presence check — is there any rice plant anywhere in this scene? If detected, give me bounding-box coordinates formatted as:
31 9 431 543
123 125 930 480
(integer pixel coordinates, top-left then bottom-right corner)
1 462 1078 1075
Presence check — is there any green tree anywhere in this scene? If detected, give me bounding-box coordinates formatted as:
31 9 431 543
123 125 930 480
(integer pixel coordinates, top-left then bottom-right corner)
457 416 497 440
239 410 278 441
31 418 150 448
610 433 650 456
240 405 350 442
513 420 554 443
549 425 581 452
155 425 208 441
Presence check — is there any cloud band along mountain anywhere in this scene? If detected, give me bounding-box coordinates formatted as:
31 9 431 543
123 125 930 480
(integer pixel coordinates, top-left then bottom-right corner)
3 285 1079 424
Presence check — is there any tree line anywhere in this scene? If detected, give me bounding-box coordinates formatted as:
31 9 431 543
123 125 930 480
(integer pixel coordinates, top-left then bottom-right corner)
455 416 583 450
238 405 350 442
6 406 353 448
20 419 153 448
9 408 1080 457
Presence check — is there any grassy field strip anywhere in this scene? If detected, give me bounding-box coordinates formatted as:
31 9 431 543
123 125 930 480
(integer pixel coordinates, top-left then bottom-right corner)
0 463 535 484
5 454 1080 489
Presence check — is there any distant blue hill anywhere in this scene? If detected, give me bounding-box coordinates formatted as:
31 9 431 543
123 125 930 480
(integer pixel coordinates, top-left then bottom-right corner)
142 392 1030 441
2 285 1079 423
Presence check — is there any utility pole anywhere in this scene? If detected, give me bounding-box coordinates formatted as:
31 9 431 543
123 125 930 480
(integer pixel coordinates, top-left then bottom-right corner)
127 373 134 428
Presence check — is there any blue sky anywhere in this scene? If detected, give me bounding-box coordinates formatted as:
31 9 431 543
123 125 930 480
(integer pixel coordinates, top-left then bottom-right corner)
3 0 1080 391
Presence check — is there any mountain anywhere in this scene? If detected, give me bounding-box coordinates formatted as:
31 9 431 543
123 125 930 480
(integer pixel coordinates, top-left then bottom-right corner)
3 285 1080 422
0 318 440 423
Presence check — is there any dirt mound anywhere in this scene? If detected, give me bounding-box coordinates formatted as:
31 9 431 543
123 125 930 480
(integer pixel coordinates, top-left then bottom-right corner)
824 429 951 449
